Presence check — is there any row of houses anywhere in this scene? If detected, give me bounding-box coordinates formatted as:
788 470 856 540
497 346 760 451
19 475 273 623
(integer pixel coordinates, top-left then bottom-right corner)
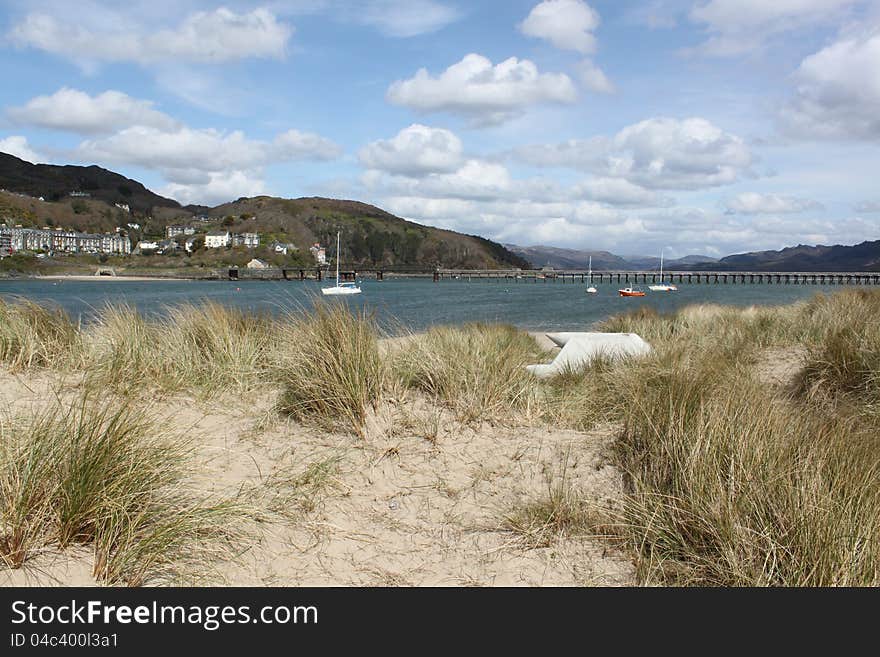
166 225 196 238
205 231 260 249
0 225 131 255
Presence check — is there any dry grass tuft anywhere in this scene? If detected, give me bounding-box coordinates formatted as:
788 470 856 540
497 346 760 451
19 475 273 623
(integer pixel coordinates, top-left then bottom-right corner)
0 298 82 371
393 323 544 423
275 301 384 435
0 393 244 585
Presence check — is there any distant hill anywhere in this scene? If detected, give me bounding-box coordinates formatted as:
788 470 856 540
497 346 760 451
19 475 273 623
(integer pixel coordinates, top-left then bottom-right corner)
208 196 530 269
694 241 880 272
623 254 719 270
0 152 179 214
506 244 630 270
508 244 717 270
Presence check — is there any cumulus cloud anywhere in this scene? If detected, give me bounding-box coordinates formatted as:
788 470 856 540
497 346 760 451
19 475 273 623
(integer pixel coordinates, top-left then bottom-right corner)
363 159 516 201
0 135 43 164
573 177 673 207
356 0 461 37
386 53 577 125
78 125 339 180
10 8 291 67
780 28 880 139
361 162 872 254
519 0 600 54
724 192 823 214
689 0 859 56
512 117 753 190
854 200 880 212
3 85 342 206
577 59 614 93
273 129 343 161
359 124 464 175
8 88 179 135
161 170 267 207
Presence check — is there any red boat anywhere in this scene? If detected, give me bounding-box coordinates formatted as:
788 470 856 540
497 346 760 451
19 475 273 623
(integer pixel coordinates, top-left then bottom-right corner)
618 287 646 297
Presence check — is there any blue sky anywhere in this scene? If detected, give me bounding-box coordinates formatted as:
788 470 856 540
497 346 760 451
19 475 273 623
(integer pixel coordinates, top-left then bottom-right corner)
1 0 879 257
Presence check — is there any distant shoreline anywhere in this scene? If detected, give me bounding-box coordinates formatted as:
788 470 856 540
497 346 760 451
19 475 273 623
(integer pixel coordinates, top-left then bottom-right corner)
34 274 189 282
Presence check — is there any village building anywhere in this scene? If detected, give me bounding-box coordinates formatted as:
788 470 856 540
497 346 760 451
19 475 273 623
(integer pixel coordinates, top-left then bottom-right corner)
156 239 178 254
0 225 130 255
310 243 326 264
205 231 231 248
232 232 260 248
247 258 270 269
271 241 297 255
166 225 196 238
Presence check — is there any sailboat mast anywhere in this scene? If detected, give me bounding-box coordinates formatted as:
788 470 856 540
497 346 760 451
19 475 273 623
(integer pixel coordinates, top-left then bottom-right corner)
336 231 340 286
659 250 663 281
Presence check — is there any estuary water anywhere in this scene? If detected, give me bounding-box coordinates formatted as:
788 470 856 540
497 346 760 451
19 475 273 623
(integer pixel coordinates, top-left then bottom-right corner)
0 277 850 332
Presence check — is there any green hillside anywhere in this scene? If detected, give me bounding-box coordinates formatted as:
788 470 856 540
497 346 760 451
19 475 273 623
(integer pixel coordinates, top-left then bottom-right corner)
174 196 530 269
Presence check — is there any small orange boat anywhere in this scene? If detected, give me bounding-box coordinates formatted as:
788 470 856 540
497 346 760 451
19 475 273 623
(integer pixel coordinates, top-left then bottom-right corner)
618 287 646 297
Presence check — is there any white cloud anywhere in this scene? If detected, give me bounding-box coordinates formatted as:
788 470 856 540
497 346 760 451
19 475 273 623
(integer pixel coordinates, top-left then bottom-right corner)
356 0 461 37
364 159 514 201
161 170 267 207
386 53 577 125
724 192 823 214
78 124 339 177
854 200 880 212
358 124 464 175
8 88 179 135
573 177 673 207
273 129 342 161
364 179 874 255
8 87 346 206
519 0 600 54
780 28 880 139
625 1 681 30
577 59 614 93
10 8 291 67
689 0 859 56
512 117 753 190
0 135 42 163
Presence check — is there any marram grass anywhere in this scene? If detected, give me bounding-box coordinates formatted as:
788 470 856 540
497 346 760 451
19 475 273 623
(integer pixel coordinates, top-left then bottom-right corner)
0 393 244 585
393 323 544 422
0 290 879 586
275 301 384 436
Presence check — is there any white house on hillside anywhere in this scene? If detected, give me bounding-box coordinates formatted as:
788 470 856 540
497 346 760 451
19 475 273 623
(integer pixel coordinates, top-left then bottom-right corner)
232 232 260 248
247 258 270 269
205 231 231 248
310 243 326 264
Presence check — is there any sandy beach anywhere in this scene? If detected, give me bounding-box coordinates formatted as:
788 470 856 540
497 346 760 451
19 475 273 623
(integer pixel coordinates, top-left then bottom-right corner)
0 363 633 587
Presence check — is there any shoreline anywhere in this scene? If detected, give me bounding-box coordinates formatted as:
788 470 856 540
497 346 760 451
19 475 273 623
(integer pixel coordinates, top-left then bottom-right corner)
34 274 190 282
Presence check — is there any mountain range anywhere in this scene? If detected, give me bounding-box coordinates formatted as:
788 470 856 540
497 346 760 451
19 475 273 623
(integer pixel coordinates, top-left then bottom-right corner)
695 241 880 272
506 244 719 271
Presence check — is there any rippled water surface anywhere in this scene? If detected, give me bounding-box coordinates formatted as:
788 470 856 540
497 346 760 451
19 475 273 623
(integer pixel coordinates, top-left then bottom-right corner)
0 277 851 332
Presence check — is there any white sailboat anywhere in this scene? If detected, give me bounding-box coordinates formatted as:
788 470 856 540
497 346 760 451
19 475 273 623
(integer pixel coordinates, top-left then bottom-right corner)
321 231 362 296
648 249 678 292
586 255 597 294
